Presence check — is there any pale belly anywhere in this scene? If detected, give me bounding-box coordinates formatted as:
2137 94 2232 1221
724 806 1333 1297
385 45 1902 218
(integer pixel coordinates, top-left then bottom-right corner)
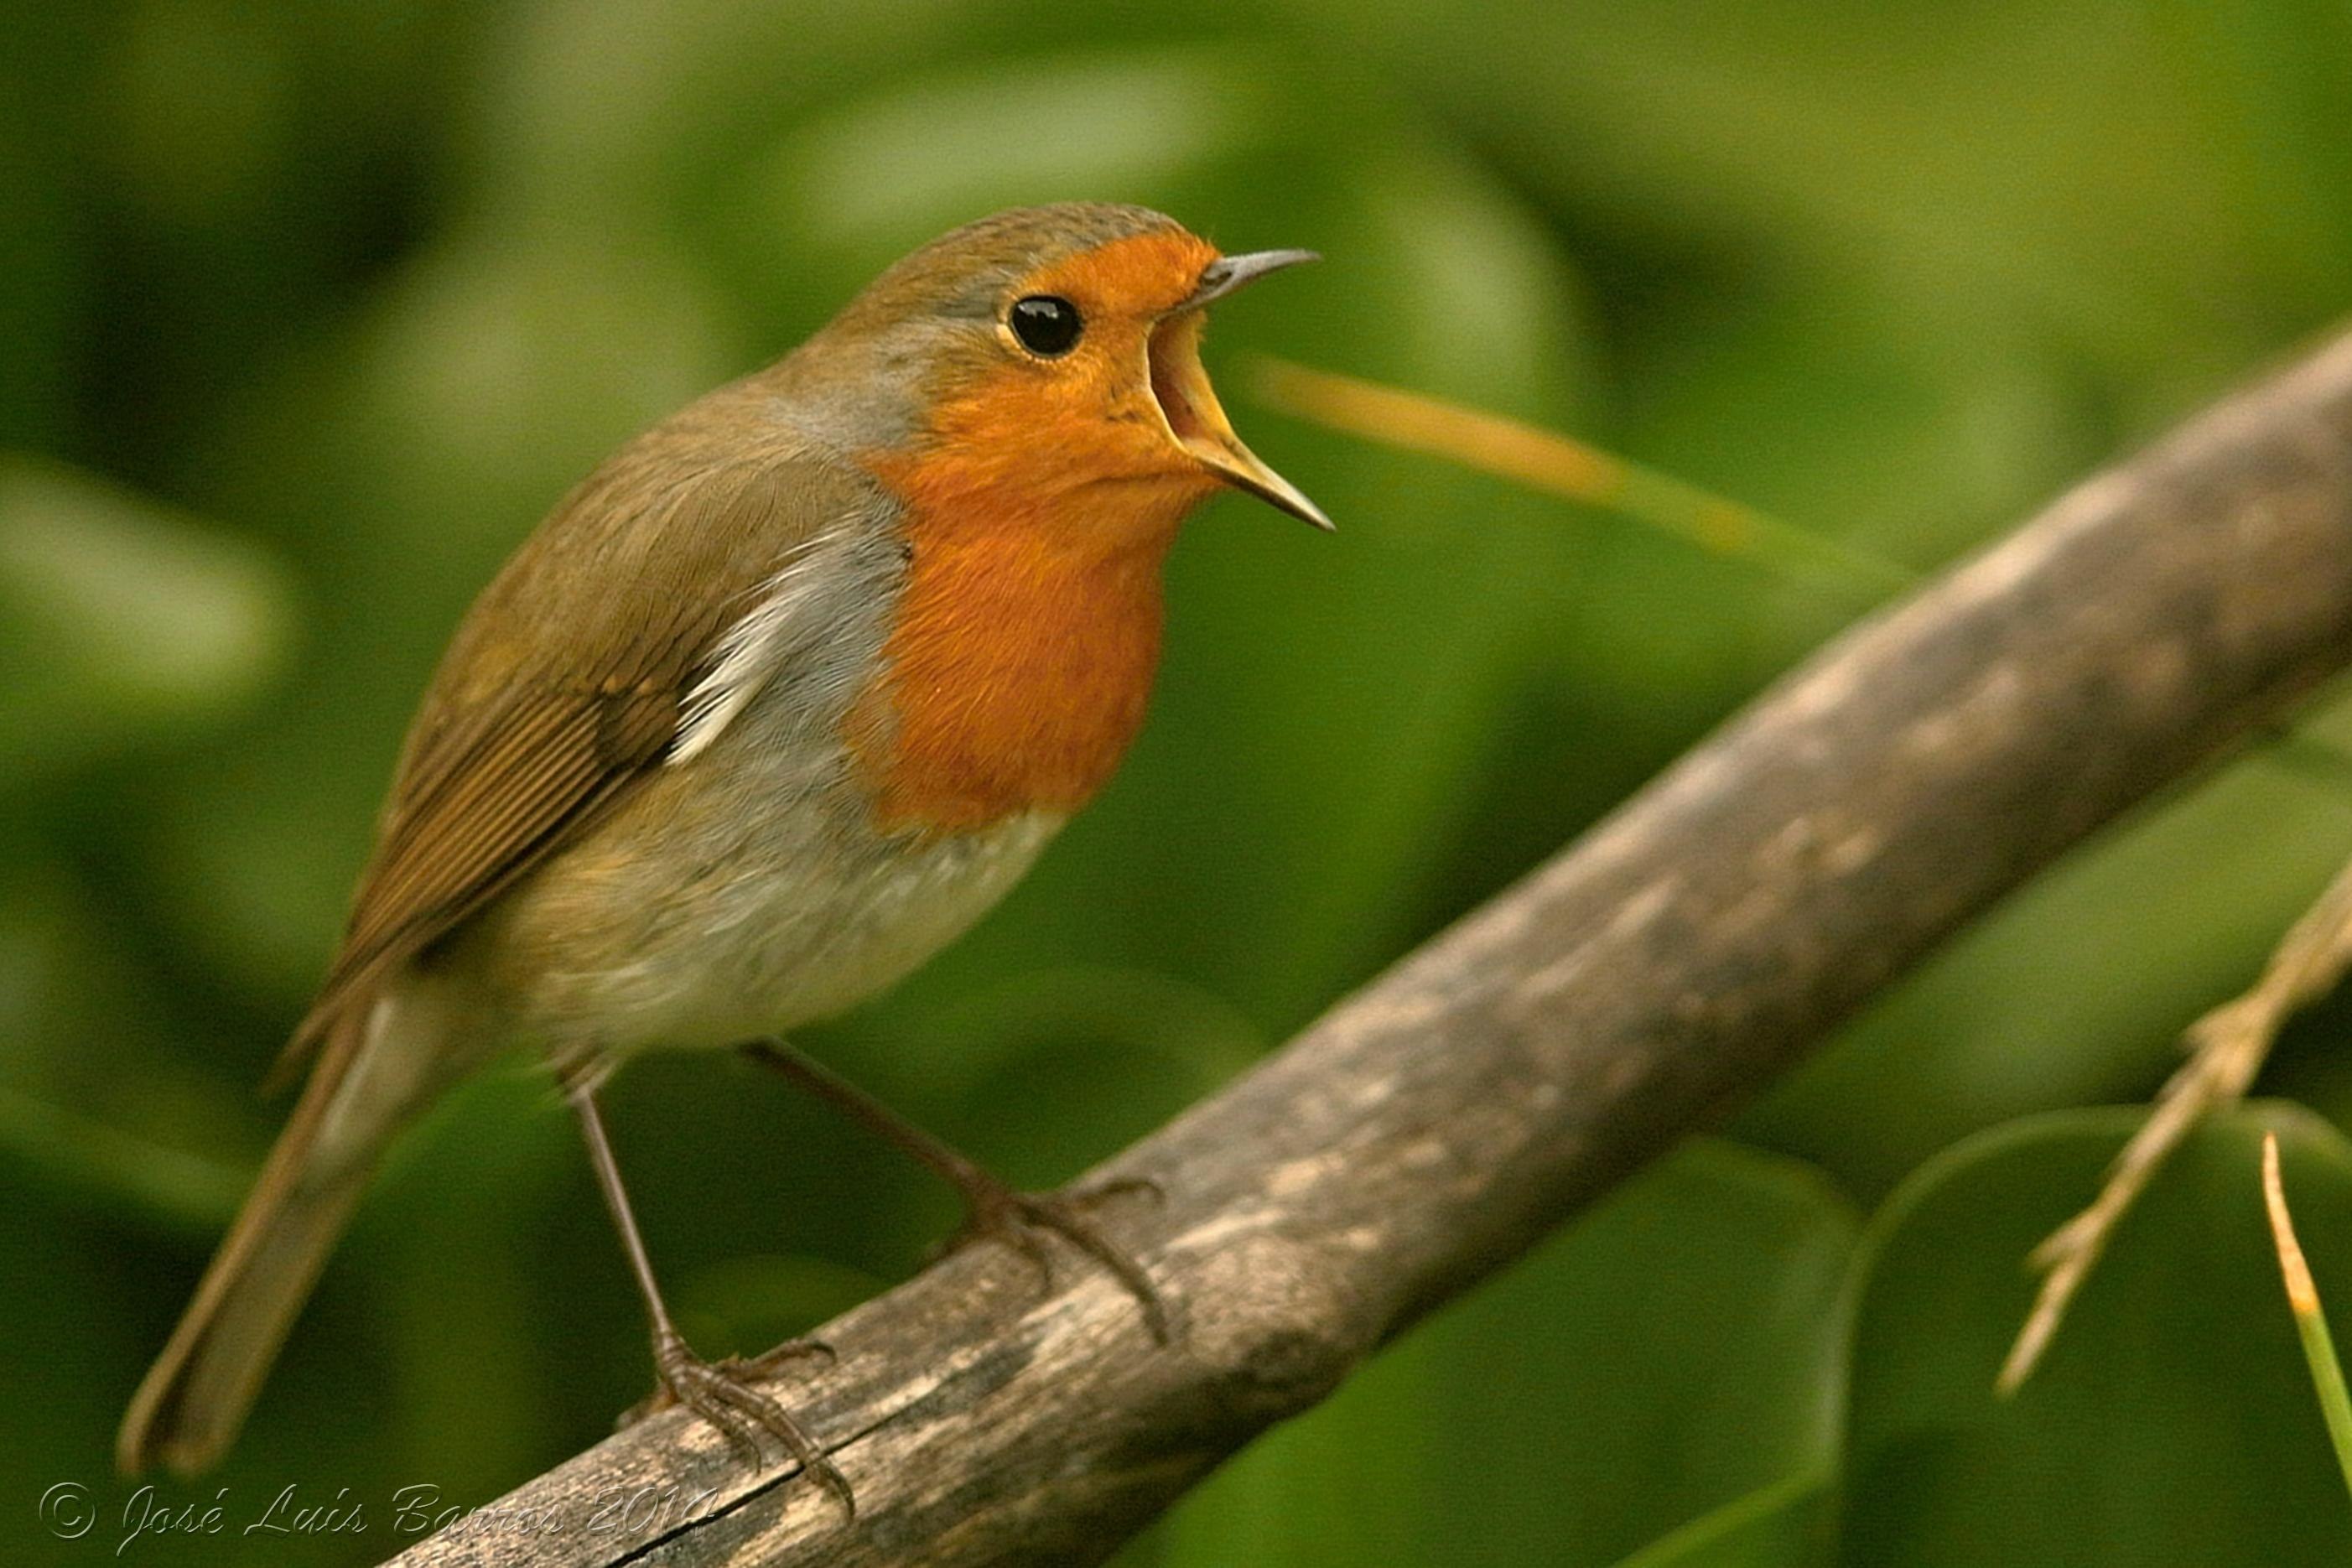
460 712 1063 1062
613 814 1051 1050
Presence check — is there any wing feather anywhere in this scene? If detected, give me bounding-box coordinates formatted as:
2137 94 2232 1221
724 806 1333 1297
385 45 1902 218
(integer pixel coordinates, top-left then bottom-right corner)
279 412 890 1062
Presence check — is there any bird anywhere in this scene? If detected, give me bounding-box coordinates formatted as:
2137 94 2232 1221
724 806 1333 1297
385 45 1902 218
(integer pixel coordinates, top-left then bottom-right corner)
117 202 1327 1508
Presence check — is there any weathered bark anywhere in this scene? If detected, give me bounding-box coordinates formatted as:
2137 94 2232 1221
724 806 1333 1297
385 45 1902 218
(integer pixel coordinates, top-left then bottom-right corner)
389 330 2352 1568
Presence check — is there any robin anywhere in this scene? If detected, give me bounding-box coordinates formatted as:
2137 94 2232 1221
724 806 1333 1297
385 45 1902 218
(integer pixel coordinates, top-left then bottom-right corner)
117 202 1327 1507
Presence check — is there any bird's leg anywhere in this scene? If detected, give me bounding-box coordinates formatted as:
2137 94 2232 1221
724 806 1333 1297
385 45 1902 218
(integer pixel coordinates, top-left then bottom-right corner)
564 1080 851 1511
740 1039 1172 1343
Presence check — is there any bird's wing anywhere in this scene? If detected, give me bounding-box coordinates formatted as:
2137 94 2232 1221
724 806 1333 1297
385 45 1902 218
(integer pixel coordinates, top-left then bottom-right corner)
283 426 892 1061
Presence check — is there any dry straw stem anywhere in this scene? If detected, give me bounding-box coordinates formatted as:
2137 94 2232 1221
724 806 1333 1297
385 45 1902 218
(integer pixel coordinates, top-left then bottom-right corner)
2001 853 2352 1393
2266 1132 2323 1314
2262 1131 2352 1498
397 330 2352 1567
1249 357 1920 594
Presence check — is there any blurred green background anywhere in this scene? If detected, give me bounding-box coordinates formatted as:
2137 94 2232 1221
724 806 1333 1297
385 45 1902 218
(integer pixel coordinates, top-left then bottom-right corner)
11 0 2352 1562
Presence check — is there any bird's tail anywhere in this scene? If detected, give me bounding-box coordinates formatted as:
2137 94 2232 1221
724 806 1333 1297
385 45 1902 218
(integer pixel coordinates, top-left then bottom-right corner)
117 990 452 1475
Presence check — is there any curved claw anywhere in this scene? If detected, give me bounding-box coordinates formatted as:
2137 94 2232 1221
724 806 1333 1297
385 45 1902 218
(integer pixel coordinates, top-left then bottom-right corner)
731 1337 838 1377
630 1333 855 1517
1083 1174 1166 1207
943 1177 1177 1346
939 1204 1058 1291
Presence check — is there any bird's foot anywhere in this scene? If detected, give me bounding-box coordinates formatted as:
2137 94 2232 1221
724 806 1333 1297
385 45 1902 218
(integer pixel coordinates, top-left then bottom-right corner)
942 1171 1175 1344
619 1336 834 1425
620 1332 851 1513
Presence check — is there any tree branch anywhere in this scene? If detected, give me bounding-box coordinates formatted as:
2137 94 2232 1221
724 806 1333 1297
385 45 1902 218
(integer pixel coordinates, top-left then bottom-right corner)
389 329 2352 1568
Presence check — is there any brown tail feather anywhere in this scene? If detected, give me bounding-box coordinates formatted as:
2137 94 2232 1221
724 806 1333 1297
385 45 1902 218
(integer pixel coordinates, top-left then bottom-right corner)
118 1001 429 1475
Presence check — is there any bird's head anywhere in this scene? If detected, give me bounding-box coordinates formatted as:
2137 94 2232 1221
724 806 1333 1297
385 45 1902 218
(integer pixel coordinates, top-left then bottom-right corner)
795 203 1328 543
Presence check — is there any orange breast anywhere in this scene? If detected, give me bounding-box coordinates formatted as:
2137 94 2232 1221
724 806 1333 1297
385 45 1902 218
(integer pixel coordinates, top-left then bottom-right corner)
853 451 1205 835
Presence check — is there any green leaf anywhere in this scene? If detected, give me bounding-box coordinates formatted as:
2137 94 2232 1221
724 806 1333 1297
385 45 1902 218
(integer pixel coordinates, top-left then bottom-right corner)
0 455 293 781
0 1083 244 1231
1145 1139 1859 1568
1612 1472 1830 1568
1837 1103 2352 1565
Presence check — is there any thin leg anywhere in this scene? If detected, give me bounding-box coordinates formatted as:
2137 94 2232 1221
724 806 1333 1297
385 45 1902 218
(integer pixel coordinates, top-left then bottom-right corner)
740 1040 1172 1343
568 1083 852 1512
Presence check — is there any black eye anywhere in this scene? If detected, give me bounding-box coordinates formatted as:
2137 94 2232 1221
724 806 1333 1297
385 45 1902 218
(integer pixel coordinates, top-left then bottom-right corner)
1009 294 1083 356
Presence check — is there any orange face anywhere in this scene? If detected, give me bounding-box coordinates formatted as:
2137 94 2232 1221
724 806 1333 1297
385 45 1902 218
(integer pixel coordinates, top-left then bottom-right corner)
876 231 1327 549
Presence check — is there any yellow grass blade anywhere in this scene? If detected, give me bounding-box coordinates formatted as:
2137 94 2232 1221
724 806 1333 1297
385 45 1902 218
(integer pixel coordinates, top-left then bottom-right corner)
2265 1131 2352 1500
1251 358 1919 597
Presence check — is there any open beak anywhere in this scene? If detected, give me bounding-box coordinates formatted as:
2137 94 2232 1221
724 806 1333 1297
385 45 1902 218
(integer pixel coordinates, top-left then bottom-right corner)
1147 249 1334 532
